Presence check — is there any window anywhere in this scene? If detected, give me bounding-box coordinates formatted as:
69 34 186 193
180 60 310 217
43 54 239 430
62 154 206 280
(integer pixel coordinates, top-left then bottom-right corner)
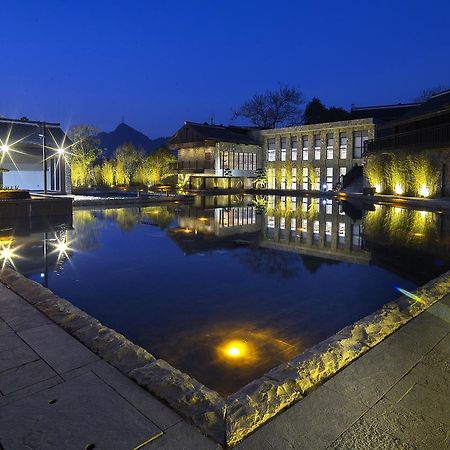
313 167 320 190
280 137 287 161
352 224 362 248
338 222 346 246
301 218 308 240
268 216 275 228
291 137 298 161
339 167 347 180
280 217 285 230
314 134 321 160
290 217 297 239
292 168 297 190
291 196 297 210
353 130 369 158
302 167 309 190
326 133 334 160
326 167 333 191
302 136 309 160
302 197 308 212
313 220 320 241
267 168 275 189
339 133 348 159
268 138 276 161
325 221 332 244
281 168 287 189
325 198 333 214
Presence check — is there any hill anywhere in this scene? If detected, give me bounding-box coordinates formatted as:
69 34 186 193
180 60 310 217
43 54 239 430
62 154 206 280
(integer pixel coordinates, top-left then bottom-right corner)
97 123 169 158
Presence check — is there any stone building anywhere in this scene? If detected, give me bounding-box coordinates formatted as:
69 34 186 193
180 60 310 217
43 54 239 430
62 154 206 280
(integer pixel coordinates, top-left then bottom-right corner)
259 119 375 191
0 117 71 194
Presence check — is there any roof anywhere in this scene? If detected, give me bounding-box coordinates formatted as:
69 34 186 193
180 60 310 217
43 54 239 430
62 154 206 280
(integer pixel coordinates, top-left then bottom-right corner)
0 117 69 149
169 122 260 146
351 103 420 122
387 90 450 126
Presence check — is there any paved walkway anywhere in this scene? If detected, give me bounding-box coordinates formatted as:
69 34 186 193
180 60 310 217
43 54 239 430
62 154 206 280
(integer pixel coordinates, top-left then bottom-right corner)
0 282 449 449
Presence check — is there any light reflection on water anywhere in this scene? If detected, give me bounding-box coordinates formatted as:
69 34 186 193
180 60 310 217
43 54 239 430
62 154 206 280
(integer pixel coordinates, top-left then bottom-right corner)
2 195 449 396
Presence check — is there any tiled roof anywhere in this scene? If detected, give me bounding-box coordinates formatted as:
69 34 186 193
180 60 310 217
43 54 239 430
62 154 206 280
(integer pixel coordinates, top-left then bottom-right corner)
169 122 260 146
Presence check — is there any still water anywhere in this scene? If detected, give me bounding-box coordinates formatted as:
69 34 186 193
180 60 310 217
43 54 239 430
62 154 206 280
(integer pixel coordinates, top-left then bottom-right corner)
3 195 450 396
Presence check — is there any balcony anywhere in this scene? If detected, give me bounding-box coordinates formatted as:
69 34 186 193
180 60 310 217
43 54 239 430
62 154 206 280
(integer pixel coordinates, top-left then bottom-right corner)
366 123 450 154
169 160 215 173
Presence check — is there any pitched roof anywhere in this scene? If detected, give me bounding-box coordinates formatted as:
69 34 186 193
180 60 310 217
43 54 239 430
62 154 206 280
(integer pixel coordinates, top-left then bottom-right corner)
351 103 420 122
0 118 69 149
169 122 260 146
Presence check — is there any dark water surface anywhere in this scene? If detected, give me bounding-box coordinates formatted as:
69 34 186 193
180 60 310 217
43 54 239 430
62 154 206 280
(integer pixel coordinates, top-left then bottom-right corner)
4 195 450 396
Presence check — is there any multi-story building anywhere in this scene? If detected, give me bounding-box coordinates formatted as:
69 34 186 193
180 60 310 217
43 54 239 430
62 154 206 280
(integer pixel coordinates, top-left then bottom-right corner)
259 119 375 191
169 119 374 192
168 121 262 190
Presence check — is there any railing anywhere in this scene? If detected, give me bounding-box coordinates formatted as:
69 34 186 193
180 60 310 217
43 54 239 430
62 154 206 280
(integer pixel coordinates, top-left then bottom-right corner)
169 160 215 171
366 123 450 154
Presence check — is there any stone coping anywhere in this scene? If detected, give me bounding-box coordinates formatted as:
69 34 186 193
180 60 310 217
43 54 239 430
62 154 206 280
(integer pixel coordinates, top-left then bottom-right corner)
0 268 449 447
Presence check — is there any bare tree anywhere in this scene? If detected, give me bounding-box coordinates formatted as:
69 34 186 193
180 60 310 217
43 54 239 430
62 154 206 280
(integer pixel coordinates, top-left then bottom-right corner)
233 84 305 128
414 85 448 103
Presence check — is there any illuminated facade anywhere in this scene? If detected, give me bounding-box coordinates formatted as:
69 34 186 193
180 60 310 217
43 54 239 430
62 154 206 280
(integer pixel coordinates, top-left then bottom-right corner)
0 117 71 193
170 119 374 192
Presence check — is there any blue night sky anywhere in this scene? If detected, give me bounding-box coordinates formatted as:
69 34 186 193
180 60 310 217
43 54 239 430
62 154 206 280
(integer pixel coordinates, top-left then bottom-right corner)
1 0 449 137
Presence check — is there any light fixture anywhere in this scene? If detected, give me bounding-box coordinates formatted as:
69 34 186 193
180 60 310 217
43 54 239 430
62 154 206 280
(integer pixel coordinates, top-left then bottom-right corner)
0 144 10 152
374 183 381 193
57 147 65 155
394 184 404 195
418 184 430 197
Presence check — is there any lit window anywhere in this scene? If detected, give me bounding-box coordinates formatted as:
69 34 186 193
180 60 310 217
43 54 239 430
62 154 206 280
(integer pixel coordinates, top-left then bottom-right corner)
280 137 287 162
281 168 287 189
326 133 334 159
313 220 320 241
302 136 309 161
340 133 348 159
314 135 321 160
291 137 297 161
302 197 308 212
291 217 296 231
338 222 346 245
326 167 333 191
302 167 309 190
314 168 320 190
292 168 297 190
268 138 276 161
325 221 332 244
268 216 275 228
325 198 333 214
280 217 285 230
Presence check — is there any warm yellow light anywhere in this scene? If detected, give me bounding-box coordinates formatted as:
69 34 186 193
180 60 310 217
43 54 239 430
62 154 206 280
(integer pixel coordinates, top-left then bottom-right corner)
198 217 209 222
374 183 381 193
394 184 404 195
0 247 13 260
418 184 430 197
221 340 249 360
57 147 65 155
0 144 10 152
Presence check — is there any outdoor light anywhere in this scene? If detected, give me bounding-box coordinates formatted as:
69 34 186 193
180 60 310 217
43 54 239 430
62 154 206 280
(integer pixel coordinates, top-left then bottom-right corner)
394 184 404 195
374 183 381 193
57 147 65 155
322 184 327 190
0 144 10 152
418 184 430 197
222 340 249 360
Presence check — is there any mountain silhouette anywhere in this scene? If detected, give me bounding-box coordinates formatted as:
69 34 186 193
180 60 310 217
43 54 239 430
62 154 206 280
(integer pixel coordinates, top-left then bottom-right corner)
97 123 169 158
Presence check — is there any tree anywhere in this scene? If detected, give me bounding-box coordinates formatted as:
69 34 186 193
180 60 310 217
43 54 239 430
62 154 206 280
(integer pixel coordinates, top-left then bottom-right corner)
234 84 305 128
100 160 115 186
67 125 102 187
114 143 143 185
135 147 175 186
414 85 448 103
303 97 351 124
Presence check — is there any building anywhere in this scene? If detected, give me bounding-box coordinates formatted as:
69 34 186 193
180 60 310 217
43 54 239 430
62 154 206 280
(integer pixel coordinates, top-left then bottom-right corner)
170 92 450 197
169 119 375 192
0 117 71 194
364 90 450 197
259 119 375 191
168 121 262 190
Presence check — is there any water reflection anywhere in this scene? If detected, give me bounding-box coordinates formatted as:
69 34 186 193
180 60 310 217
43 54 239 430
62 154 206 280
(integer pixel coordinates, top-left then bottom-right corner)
5 196 450 395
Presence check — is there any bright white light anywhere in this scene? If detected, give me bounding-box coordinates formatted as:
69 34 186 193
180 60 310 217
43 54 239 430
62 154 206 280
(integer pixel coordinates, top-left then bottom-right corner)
0 144 10 152
57 147 65 155
394 184 404 195
419 185 430 197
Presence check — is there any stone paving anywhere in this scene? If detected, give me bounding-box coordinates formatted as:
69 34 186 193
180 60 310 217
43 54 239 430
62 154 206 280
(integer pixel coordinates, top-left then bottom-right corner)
0 282 449 449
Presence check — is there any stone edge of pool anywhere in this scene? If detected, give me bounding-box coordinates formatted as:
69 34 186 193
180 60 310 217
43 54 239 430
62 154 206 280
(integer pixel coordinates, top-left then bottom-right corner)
0 267 449 448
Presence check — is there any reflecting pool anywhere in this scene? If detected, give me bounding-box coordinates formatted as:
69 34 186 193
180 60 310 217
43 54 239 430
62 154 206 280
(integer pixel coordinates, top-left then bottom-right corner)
3 195 450 396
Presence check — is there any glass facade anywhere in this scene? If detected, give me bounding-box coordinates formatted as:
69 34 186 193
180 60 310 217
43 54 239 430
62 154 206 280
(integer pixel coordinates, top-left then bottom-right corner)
353 130 369 158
